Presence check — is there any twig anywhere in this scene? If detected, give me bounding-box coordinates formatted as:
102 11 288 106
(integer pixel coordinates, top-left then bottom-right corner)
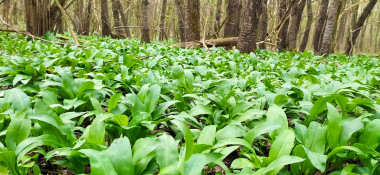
207 17 228 39
0 15 85 47
54 0 80 46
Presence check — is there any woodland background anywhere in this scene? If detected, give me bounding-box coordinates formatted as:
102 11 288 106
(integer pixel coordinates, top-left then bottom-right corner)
0 0 379 55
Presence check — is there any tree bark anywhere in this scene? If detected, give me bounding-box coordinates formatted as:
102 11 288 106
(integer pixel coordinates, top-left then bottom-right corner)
115 0 130 37
336 0 348 51
184 0 200 41
329 0 344 53
174 0 185 42
259 0 268 49
299 0 313 52
74 0 91 35
224 0 242 37
345 0 378 55
141 0 150 43
278 0 290 50
214 0 223 38
288 0 302 51
112 0 122 37
100 0 111 36
24 0 54 36
312 0 329 53
159 0 167 40
238 0 261 53
320 0 340 55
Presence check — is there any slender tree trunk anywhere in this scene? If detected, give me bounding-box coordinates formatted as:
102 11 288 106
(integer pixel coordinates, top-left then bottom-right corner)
312 0 329 53
345 0 378 55
259 0 268 49
225 0 242 37
295 0 306 36
115 0 130 37
336 0 348 51
238 0 261 53
159 0 168 40
300 0 313 52
184 0 200 41
174 0 185 41
329 0 344 53
112 0 122 37
320 0 340 55
24 0 52 36
100 0 111 36
214 0 222 38
141 0 150 43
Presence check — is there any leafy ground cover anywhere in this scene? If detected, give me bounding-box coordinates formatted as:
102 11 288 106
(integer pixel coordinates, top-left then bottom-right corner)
0 33 380 175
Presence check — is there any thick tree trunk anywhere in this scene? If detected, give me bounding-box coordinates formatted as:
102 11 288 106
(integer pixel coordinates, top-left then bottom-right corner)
174 0 185 42
288 0 302 51
173 37 239 48
184 0 200 41
238 0 261 53
112 0 122 37
100 0 111 36
295 0 306 36
115 0 130 37
259 0 268 50
345 0 378 55
278 0 289 50
214 0 222 38
336 0 348 51
224 0 242 37
141 0 150 43
24 0 52 36
159 0 167 40
320 0 340 55
299 0 313 52
312 0 329 53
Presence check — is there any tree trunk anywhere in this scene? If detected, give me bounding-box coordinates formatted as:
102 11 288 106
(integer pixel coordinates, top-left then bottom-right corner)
259 0 268 49
312 0 329 53
174 0 185 42
24 0 52 36
75 0 91 35
278 0 290 50
288 0 302 51
295 0 306 36
214 0 223 38
299 0 313 52
345 0 378 55
329 0 344 53
115 0 130 37
224 0 242 37
159 0 168 40
184 0 200 41
238 0 261 53
320 0 340 55
112 0 122 37
336 0 348 51
100 0 111 36
141 0 150 43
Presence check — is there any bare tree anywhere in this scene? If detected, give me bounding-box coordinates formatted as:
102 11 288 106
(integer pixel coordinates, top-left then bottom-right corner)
184 0 200 41
115 0 130 37
312 0 329 53
159 0 168 40
112 0 122 37
141 0 150 43
345 0 378 55
100 0 111 36
336 0 348 51
225 0 242 37
75 0 92 35
320 0 340 55
214 0 222 37
238 0 261 53
278 0 290 50
288 0 303 51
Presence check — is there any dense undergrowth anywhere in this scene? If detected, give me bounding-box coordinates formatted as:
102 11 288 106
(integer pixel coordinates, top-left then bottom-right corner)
0 33 380 175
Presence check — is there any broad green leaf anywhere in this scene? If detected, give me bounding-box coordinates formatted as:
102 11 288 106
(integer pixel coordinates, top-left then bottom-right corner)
326 103 342 149
304 122 327 153
172 120 194 161
3 88 31 111
266 105 288 138
108 93 121 113
302 146 327 172
339 117 363 146
244 122 281 145
6 112 31 150
254 156 304 175
197 125 216 145
358 119 380 149
268 130 295 163
156 134 179 169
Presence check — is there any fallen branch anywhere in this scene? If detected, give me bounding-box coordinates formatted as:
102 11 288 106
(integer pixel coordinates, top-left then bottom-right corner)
0 16 85 48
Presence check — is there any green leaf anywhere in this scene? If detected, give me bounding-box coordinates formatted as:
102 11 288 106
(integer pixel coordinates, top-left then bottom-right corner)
254 156 304 175
304 122 327 153
3 88 31 111
231 158 255 169
156 134 179 169
244 122 281 145
359 119 380 149
172 120 194 161
339 117 363 146
268 130 295 163
113 115 129 126
197 125 216 145
132 137 156 175
326 103 342 149
302 146 327 172
108 93 122 113
152 101 179 120
6 112 31 150
145 84 161 113
266 105 288 138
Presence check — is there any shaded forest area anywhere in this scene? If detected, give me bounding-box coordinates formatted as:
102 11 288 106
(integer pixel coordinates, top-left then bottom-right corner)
0 0 379 55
